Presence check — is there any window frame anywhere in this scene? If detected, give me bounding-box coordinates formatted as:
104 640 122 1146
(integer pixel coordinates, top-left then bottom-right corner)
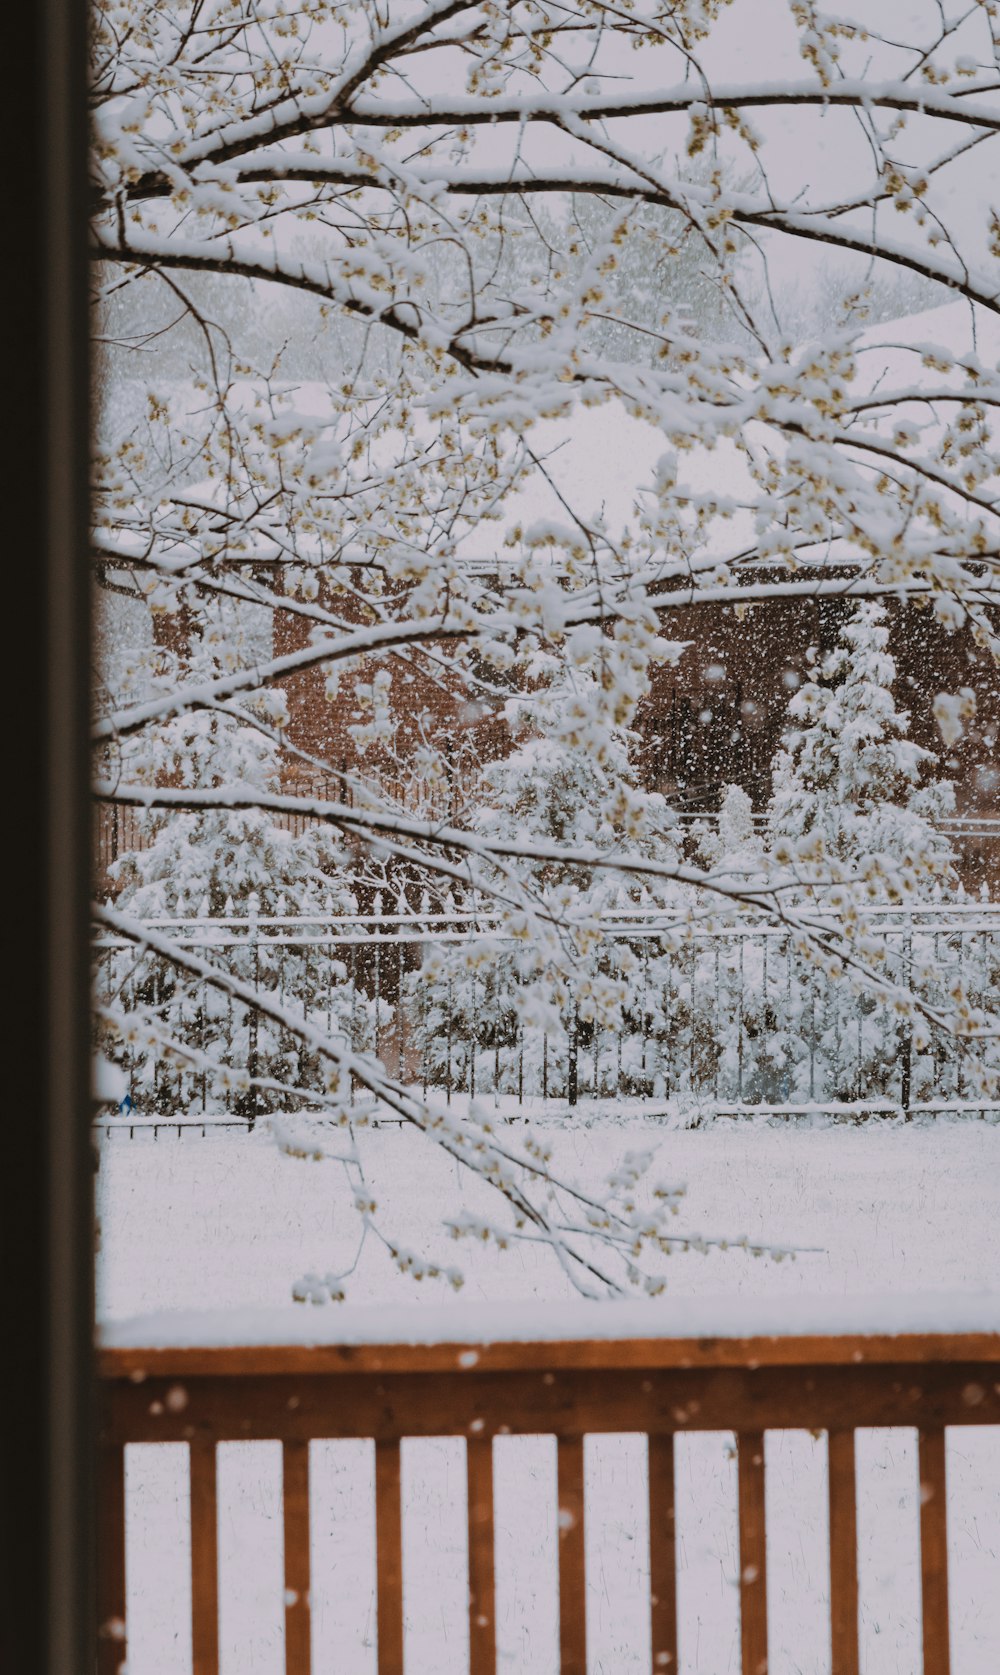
3 3 94 1670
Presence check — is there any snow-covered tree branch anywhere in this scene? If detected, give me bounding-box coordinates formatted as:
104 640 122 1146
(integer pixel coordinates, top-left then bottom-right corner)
92 0 1000 1294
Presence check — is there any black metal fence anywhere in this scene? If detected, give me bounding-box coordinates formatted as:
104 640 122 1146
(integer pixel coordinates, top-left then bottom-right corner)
93 900 1000 1124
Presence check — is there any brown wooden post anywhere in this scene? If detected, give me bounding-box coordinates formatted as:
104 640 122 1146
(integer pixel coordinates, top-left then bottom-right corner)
918 1428 951 1675
557 1436 587 1675
467 1438 496 1675
648 1433 678 1672
283 1440 312 1675
375 1438 405 1675
190 1441 220 1675
738 1432 768 1675
827 1429 859 1675
97 1443 127 1675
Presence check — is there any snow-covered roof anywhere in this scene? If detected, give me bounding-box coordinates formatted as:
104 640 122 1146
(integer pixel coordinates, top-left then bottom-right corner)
855 296 1000 374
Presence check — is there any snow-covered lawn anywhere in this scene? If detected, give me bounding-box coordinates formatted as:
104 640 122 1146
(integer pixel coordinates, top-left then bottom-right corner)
98 1115 1000 1675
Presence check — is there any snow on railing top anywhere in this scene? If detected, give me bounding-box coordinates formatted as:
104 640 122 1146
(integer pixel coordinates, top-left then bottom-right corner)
98 1291 1000 1351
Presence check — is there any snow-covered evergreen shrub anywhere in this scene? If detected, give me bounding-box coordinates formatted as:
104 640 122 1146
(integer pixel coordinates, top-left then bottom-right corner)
101 695 379 1114
407 657 687 1100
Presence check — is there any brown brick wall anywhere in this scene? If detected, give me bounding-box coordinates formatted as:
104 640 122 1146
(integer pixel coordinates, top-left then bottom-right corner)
95 586 999 892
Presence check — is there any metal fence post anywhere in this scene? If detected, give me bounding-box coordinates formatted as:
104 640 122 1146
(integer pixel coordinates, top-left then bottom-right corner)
247 892 259 1129
901 917 913 1118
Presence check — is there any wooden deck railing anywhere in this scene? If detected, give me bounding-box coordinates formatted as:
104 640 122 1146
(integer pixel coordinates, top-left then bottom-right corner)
98 1328 1000 1675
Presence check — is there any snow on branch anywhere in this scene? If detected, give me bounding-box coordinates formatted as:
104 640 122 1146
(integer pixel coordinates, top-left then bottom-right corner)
91 0 1000 1298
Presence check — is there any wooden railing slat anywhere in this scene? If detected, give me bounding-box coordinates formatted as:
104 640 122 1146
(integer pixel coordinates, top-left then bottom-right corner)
557 1436 587 1675
919 1427 951 1675
738 1431 768 1675
283 1440 312 1675
827 1429 859 1675
97 1443 127 1675
375 1437 405 1675
648 1433 678 1674
467 1438 496 1675
190 1441 220 1675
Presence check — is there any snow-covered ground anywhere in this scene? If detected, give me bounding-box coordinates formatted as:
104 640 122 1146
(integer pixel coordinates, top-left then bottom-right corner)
97 1115 1000 1675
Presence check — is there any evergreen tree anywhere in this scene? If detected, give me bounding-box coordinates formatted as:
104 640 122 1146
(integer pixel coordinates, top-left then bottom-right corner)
768 602 957 899
409 655 687 1102
696 783 764 877
765 601 960 1105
